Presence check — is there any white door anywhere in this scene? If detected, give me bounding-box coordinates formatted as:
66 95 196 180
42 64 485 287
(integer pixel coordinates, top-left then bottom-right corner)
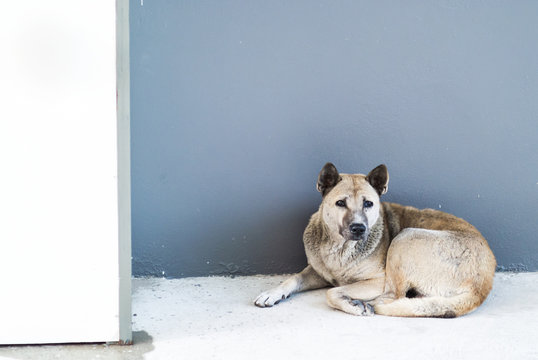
0 1 131 344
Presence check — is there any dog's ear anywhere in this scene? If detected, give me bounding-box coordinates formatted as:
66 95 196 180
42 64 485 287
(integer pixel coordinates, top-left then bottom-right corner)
366 164 389 196
317 163 341 196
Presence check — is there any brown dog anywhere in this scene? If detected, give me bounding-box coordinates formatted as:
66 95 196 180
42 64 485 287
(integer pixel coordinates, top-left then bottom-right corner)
255 163 496 317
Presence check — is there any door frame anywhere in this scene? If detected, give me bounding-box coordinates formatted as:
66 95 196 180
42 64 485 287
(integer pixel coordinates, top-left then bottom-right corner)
117 0 132 345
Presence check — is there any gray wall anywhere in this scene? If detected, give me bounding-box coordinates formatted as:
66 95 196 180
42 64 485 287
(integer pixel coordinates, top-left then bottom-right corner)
130 1 538 277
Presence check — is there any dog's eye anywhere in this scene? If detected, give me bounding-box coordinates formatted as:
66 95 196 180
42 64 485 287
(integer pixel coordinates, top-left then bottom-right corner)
363 200 374 208
335 200 346 207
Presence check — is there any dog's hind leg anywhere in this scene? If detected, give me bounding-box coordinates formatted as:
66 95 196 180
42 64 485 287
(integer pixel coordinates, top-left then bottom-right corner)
326 278 385 316
373 291 481 318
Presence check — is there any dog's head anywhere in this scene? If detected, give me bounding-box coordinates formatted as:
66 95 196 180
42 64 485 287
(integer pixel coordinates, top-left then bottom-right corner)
317 163 389 244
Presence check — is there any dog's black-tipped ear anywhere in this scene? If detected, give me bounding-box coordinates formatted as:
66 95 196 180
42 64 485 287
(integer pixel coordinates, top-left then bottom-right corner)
317 163 341 196
366 164 389 196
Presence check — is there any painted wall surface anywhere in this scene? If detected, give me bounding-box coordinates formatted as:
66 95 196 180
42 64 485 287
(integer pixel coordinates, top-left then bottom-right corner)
130 1 538 277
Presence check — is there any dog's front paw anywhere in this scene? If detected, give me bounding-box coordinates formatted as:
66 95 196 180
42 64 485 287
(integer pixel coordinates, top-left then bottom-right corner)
254 288 289 308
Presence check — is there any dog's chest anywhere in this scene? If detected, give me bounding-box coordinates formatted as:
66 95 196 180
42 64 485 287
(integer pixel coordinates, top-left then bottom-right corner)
306 241 382 286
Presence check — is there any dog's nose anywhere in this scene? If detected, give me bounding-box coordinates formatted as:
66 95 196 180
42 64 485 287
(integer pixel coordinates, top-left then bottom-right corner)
349 223 366 235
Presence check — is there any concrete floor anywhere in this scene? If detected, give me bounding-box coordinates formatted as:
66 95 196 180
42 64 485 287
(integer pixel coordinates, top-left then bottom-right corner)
1 272 537 360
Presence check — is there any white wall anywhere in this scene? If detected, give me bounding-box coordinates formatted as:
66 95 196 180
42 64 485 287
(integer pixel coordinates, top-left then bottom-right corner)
0 1 122 344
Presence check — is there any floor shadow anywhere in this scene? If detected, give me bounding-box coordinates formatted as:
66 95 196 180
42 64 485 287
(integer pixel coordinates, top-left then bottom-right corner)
0 330 154 360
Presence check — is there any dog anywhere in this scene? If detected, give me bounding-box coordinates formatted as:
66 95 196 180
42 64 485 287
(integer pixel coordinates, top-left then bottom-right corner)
254 163 496 317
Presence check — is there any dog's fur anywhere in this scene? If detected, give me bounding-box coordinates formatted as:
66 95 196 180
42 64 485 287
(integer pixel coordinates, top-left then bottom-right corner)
254 163 496 317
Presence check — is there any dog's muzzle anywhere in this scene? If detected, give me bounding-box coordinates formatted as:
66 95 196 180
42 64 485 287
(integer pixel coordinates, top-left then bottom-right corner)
349 222 366 240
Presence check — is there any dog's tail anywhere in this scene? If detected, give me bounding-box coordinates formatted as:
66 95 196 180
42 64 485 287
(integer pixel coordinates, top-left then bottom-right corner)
373 292 483 318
